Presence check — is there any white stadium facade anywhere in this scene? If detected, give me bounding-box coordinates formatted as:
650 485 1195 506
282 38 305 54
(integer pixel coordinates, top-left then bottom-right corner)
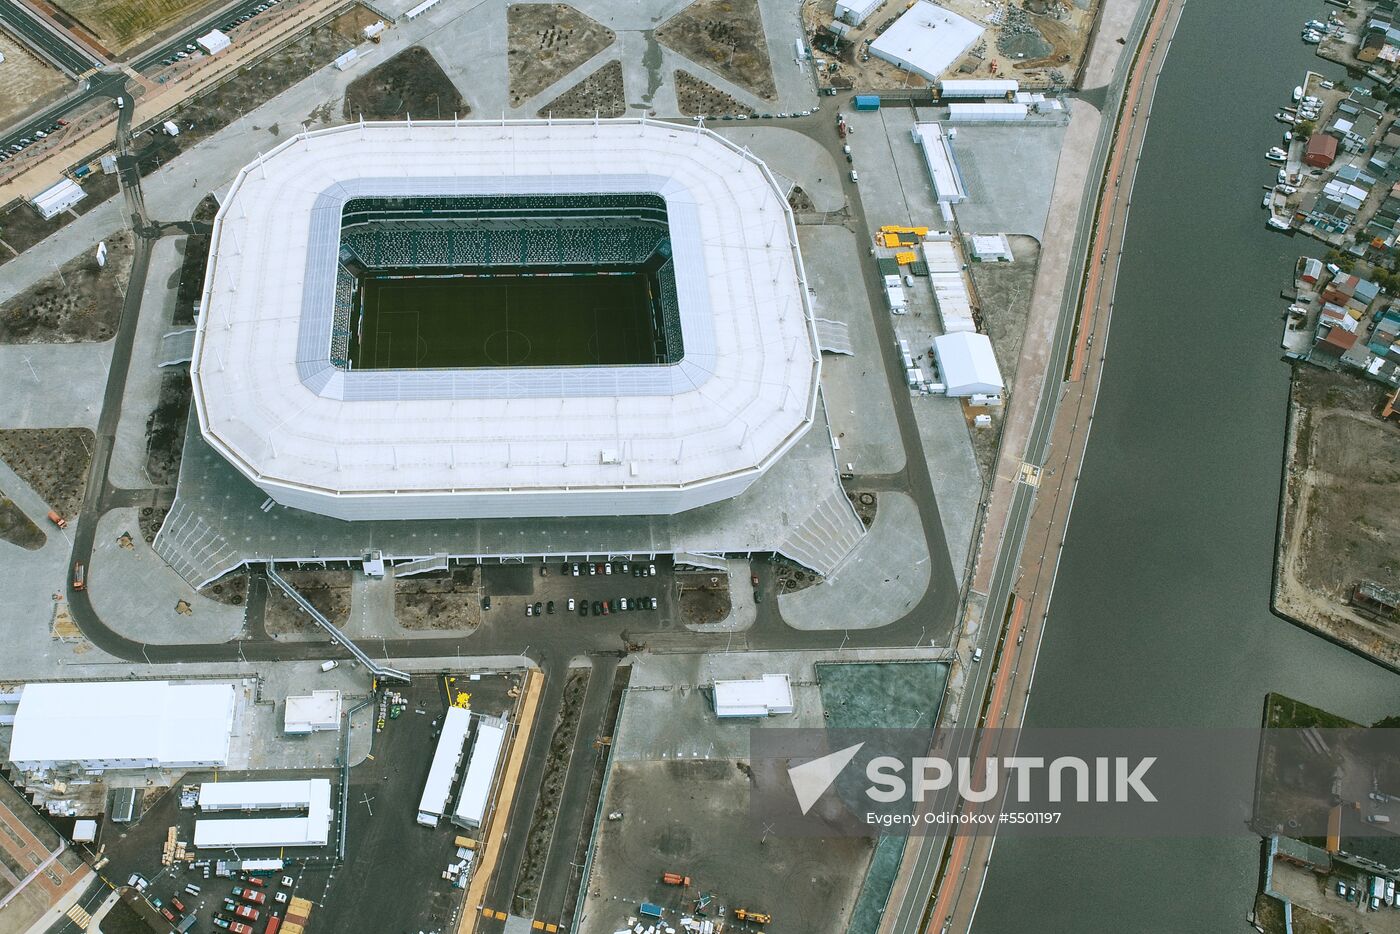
192 118 822 521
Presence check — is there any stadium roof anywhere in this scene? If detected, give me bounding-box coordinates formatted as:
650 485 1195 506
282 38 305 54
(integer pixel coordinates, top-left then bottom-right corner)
8 681 235 769
193 118 820 519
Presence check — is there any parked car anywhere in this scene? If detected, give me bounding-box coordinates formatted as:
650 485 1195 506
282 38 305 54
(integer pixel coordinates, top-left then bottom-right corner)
591 601 601 615
567 598 576 611
546 600 554 614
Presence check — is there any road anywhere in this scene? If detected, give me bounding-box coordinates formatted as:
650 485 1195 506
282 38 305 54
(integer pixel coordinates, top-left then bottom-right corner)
873 1 1188 932
0 0 97 73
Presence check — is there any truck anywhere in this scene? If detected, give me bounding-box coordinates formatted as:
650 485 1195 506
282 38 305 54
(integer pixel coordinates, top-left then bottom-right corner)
662 872 691 886
854 95 880 111
264 916 281 934
72 562 85 590
233 886 267 905
46 510 66 528
639 902 665 919
235 904 260 920
734 908 772 924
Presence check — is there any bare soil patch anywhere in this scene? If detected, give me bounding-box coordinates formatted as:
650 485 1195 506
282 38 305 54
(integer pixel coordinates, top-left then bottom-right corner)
774 554 821 593
145 371 191 486
507 4 616 107
127 5 378 176
0 230 132 342
394 567 481 630
513 668 589 913
138 504 168 546
0 171 120 267
677 569 730 624
657 0 776 101
49 0 213 53
673 68 755 116
1277 366 1400 666
343 45 468 120
266 568 352 635
848 488 877 528
0 497 45 550
199 570 248 606
0 428 93 517
0 27 70 127
538 59 625 117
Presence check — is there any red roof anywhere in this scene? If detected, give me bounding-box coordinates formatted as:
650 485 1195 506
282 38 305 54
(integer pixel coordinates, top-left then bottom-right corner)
1305 133 1338 167
1317 326 1358 354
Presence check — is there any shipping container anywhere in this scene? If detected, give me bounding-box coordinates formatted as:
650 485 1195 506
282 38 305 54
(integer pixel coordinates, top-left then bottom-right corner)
854 95 881 111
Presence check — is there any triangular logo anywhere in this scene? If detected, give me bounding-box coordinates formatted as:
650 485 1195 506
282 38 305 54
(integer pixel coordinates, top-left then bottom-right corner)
787 742 864 815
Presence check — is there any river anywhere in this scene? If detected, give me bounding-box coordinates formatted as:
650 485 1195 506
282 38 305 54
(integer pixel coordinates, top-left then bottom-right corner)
974 1 1400 931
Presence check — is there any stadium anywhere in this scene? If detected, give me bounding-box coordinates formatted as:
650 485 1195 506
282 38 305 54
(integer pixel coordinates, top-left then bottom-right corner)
191 118 821 521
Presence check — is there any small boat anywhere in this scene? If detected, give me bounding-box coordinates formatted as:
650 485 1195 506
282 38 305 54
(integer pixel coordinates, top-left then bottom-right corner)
1266 147 1288 161
1268 216 1292 231
1293 86 1304 102
1278 184 1297 195
1276 111 1296 124
1305 19 1325 29
1302 31 1322 44
1263 193 1273 208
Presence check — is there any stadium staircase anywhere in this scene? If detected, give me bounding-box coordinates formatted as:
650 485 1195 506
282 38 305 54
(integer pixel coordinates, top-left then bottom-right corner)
777 487 867 579
393 554 450 578
264 564 410 682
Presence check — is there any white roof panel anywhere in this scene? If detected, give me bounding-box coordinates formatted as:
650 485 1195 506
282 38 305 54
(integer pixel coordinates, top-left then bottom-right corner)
417 707 473 818
198 779 329 810
453 720 506 827
870 2 983 81
933 332 1004 395
9 681 234 768
192 119 821 514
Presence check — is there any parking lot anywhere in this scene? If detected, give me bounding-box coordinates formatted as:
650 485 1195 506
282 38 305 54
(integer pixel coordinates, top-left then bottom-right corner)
482 559 677 628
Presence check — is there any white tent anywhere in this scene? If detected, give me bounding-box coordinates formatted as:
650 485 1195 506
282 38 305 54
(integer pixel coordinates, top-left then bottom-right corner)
933 332 1004 397
196 29 230 55
870 2 983 82
30 179 85 220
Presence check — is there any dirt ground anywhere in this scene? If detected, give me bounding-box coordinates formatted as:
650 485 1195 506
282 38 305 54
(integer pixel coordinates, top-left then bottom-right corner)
138 504 167 546
198 568 247 605
394 567 481 630
578 759 872 934
0 230 132 341
343 45 468 120
0 27 70 127
513 668 590 913
145 371 191 486
0 428 93 518
673 69 756 117
507 4 616 107
848 488 877 528
803 0 1100 92
538 59 625 118
128 5 378 171
49 0 213 53
265 568 352 634
657 0 776 101
1277 366 1400 666
677 570 730 624
0 172 121 267
773 554 822 593
964 235 1037 477
0 497 44 550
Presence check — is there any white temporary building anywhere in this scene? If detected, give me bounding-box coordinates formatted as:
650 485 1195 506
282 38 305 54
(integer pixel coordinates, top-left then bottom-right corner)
923 239 975 333
72 819 98 843
30 178 85 220
933 332 1004 397
196 29 230 55
713 675 795 718
947 102 1029 123
939 78 1018 99
198 779 331 812
452 715 506 830
193 779 331 848
416 707 472 827
284 690 342 734
970 234 1013 263
911 123 966 204
835 0 882 26
8 681 235 773
194 118 819 521
870 2 984 82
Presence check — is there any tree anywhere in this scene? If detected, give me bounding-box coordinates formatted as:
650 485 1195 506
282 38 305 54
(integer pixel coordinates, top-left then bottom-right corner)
1294 119 1316 138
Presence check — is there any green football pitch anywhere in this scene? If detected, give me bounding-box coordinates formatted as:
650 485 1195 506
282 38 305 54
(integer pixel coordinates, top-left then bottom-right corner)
351 273 660 369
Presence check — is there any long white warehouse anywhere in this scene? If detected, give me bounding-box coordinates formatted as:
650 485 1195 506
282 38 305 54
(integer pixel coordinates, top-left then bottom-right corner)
417 707 473 827
911 124 967 204
452 716 507 830
198 779 330 812
8 681 235 773
194 779 332 848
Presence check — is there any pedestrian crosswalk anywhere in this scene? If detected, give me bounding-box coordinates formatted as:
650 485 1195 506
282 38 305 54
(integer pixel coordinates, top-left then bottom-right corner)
65 904 91 929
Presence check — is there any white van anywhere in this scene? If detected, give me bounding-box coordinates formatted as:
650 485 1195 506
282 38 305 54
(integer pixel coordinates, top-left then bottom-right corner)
115 96 125 109
849 169 859 183
320 660 338 672
971 647 982 663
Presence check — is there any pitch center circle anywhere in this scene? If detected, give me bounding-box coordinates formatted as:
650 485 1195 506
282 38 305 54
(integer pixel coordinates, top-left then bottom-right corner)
483 329 531 365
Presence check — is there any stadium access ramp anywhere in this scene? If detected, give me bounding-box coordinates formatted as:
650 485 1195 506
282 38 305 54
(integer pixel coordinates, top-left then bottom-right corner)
814 318 855 355
393 554 450 578
264 564 410 682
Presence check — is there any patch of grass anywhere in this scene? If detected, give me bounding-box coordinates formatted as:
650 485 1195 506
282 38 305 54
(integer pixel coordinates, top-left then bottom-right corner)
538 59 625 117
343 46 468 120
52 0 211 52
507 4 616 106
0 429 93 517
0 497 45 550
1265 693 1360 730
656 0 776 101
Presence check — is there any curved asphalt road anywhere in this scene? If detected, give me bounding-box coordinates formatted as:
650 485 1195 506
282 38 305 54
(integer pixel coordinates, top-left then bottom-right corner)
56 107 963 665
